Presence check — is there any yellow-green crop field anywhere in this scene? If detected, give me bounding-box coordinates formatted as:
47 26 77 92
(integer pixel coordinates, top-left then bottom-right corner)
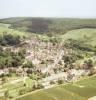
16 76 96 100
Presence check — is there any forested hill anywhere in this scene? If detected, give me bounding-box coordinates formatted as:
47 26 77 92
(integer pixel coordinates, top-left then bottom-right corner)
0 17 96 34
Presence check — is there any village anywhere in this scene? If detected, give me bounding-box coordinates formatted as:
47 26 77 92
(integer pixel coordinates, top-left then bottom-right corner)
0 35 96 92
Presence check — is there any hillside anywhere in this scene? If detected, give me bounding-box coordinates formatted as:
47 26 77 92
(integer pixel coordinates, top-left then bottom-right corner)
62 28 96 46
0 17 96 34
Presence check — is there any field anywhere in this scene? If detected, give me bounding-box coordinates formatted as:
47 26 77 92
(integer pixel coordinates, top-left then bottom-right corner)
0 23 30 38
62 28 96 46
16 76 96 100
0 76 34 100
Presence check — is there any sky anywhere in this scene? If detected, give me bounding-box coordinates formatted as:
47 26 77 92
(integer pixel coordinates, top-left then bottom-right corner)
0 0 96 18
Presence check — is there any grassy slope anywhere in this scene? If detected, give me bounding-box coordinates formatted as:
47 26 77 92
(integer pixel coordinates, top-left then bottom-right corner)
1 17 96 34
61 28 96 46
0 23 29 38
16 77 96 100
1 18 96 46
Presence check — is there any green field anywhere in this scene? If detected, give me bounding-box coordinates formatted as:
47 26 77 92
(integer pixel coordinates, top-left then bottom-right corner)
0 23 30 38
0 77 33 99
61 28 96 46
16 76 96 100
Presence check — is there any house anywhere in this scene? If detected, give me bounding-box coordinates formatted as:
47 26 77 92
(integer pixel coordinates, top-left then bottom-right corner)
0 70 4 75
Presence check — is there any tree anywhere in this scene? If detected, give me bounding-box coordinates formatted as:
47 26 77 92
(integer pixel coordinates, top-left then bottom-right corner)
0 33 21 46
19 89 26 95
36 83 44 89
1 77 6 84
57 79 64 84
50 80 55 85
84 59 93 69
23 61 35 68
18 49 26 59
63 55 76 65
4 90 9 99
87 59 93 68
11 56 23 67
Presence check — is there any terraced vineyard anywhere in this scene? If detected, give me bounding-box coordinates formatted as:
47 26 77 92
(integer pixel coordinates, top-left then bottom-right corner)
16 76 96 100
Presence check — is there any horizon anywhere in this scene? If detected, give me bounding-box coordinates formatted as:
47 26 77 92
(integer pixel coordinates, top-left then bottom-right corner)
1 16 96 19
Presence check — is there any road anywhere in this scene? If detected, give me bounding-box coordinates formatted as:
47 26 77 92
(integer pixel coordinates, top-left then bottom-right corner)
42 38 65 73
42 50 64 73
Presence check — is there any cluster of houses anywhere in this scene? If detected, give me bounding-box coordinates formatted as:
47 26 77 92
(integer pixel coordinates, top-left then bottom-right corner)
0 38 96 90
41 69 90 87
0 69 9 76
